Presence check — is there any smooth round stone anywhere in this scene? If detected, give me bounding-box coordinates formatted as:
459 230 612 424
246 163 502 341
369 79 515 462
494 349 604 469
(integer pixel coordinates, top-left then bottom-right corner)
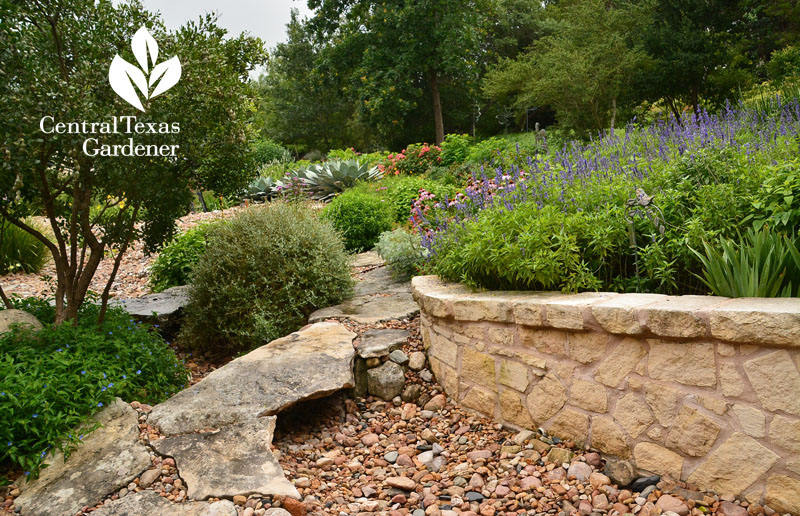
384 451 399 463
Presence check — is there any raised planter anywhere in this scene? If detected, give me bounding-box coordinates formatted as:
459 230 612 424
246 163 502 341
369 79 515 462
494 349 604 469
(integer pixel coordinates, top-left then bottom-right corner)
411 275 800 512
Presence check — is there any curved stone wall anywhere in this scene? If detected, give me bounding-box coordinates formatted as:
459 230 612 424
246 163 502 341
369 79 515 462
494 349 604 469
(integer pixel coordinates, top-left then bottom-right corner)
411 276 800 513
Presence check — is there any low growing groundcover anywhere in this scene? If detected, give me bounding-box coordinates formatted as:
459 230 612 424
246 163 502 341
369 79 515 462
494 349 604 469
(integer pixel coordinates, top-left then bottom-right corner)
0 298 187 480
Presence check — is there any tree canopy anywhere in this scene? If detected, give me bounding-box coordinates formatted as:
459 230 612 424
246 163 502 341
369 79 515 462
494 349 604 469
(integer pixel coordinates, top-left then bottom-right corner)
0 0 265 323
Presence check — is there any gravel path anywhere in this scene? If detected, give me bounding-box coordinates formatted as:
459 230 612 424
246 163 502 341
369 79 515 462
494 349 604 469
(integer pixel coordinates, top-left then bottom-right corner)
2 206 248 300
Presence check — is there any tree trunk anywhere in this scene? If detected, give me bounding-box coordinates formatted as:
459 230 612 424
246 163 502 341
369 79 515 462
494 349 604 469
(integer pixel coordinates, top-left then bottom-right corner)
610 97 617 132
430 71 444 145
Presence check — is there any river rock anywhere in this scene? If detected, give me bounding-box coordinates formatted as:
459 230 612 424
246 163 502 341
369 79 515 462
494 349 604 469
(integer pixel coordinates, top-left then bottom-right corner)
148 322 356 435
92 490 237 516
15 399 151 516
367 361 405 400
150 416 299 500
358 329 410 358
0 309 42 334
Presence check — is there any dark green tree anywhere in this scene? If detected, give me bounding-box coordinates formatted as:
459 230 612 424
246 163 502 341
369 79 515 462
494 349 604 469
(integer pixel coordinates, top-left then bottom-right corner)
0 0 265 323
484 0 647 134
307 0 491 145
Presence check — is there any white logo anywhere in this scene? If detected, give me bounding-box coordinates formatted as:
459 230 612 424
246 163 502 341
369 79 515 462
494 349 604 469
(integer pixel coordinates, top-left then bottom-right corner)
109 27 181 112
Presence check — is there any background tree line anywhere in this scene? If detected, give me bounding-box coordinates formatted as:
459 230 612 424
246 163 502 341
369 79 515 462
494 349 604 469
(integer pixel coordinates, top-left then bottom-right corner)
254 0 800 152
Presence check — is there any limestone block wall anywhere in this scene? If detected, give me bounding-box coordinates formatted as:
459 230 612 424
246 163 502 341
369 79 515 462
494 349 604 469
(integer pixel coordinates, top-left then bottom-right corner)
411 275 800 513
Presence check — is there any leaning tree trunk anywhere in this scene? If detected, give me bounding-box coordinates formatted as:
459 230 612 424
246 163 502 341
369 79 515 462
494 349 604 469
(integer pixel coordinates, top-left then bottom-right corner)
430 71 444 145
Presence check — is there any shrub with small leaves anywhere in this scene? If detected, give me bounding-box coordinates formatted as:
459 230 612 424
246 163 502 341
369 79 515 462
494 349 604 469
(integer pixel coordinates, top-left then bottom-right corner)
180 203 354 355
0 298 186 480
149 226 210 293
382 176 457 223
374 228 427 280
251 138 291 165
321 190 394 251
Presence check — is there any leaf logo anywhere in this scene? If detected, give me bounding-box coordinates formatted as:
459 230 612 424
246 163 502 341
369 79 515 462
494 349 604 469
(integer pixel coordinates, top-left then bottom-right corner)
109 26 181 111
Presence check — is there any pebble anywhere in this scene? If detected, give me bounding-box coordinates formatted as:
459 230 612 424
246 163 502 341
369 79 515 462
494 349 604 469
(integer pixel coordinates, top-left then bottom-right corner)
408 351 426 371
389 349 409 365
385 476 416 491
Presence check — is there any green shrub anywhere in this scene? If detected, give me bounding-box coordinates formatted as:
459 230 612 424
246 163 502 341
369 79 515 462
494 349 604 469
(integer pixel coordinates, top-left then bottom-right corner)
180 203 354 354
1 219 49 275
382 176 458 223
252 138 291 165
767 46 800 86
374 228 427 280
0 298 186 478
327 148 389 167
440 134 472 166
431 203 627 292
149 226 210 293
693 226 800 297
749 160 800 230
321 191 394 251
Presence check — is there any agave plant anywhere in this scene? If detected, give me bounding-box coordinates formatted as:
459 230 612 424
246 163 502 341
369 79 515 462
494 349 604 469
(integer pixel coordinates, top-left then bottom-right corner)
278 160 382 201
243 176 277 202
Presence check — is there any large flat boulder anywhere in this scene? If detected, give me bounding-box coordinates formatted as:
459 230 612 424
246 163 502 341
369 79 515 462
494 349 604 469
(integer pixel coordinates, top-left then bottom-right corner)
148 322 356 435
0 309 43 335
308 292 419 325
110 286 189 324
351 251 385 268
151 417 299 500
15 399 151 516
92 491 236 516
357 329 410 358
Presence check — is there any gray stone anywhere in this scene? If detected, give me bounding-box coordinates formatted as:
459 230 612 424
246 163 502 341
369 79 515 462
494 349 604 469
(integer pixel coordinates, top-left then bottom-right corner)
389 349 409 365
384 451 399 463
408 351 426 371
110 286 189 323
264 510 293 516
604 458 637 487
308 292 419 325
358 329 410 358
353 357 369 398
15 399 151 516
0 309 42 334
352 251 385 268
401 384 422 403
91 491 237 516
149 322 356 435
420 369 434 382
150 417 298 500
367 361 405 400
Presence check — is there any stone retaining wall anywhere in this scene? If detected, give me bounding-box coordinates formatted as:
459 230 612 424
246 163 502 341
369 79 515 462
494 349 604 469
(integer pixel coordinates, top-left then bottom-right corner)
411 276 800 513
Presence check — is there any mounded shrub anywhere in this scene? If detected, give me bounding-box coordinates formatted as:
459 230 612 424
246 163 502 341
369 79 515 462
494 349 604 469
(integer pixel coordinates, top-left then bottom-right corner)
1 219 49 275
251 137 291 165
149 226 210 292
180 203 354 354
0 298 186 478
320 190 394 251
374 228 427 280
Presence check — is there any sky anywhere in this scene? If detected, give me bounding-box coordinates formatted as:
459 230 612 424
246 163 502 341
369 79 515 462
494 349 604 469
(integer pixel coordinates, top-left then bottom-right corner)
123 0 313 50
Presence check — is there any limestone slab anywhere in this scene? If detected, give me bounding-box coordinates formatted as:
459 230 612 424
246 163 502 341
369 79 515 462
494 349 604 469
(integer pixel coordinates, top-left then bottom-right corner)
357 329 410 358
688 432 779 496
111 286 189 322
92 491 236 516
15 399 151 516
665 406 720 457
647 340 716 387
642 296 724 338
594 338 647 388
743 350 800 416
590 294 665 335
151 417 298 500
633 442 684 480
148 322 356 435
709 297 800 347
526 374 567 424
308 291 419 324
